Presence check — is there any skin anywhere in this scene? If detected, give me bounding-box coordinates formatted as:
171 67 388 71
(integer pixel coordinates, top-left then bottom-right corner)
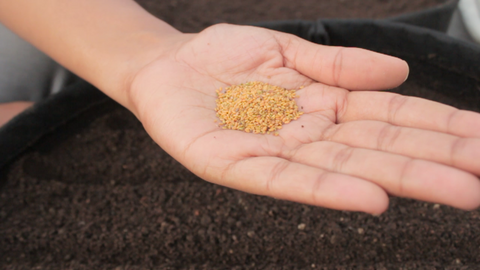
0 101 33 126
1 0 479 214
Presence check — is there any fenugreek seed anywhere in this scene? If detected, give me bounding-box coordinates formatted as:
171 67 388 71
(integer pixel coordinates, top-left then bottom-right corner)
215 82 303 134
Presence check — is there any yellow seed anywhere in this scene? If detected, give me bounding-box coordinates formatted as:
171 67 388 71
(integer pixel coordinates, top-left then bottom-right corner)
215 81 303 135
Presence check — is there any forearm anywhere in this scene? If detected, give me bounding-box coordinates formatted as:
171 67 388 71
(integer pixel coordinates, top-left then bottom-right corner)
0 0 182 110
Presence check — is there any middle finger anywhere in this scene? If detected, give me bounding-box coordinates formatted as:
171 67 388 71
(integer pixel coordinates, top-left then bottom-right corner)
322 120 480 175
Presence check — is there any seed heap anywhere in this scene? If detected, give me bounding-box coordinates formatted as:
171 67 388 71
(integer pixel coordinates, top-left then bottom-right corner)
215 81 303 135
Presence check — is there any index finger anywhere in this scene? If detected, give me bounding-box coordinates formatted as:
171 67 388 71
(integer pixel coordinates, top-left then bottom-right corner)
275 32 409 91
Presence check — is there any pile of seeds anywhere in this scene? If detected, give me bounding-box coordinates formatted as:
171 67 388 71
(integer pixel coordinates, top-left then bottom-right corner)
215 81 303 135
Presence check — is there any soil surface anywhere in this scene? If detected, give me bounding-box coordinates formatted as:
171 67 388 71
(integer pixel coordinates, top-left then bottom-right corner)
4 0 480 269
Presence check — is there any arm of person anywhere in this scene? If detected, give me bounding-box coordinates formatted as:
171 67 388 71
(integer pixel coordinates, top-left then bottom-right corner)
0 0 182 114
1 0 479 214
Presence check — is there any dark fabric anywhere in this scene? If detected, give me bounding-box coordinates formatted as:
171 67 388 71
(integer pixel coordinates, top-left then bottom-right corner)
388 0 459 32
252 19 331 45
0 81 109 187
253 0 459 44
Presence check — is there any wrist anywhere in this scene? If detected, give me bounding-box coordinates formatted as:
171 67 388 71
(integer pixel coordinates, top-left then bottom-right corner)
112 26 185 115
125 31 196 119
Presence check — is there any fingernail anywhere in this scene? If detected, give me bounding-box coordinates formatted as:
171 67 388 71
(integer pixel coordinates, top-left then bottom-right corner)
403 60 410 82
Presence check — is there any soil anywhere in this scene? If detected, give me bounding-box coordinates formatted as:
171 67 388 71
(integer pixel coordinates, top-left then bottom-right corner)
3 94 480 270
3 84 480 269
3 0 480 269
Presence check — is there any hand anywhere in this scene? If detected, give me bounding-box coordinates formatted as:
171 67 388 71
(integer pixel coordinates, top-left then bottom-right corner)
129 24 480 214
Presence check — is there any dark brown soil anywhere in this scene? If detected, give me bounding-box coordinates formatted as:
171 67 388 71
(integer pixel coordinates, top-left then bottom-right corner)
4 1 480 269
3 92 480 269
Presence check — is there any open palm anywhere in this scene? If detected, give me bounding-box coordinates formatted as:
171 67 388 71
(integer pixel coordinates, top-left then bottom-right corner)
130 24 480 214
